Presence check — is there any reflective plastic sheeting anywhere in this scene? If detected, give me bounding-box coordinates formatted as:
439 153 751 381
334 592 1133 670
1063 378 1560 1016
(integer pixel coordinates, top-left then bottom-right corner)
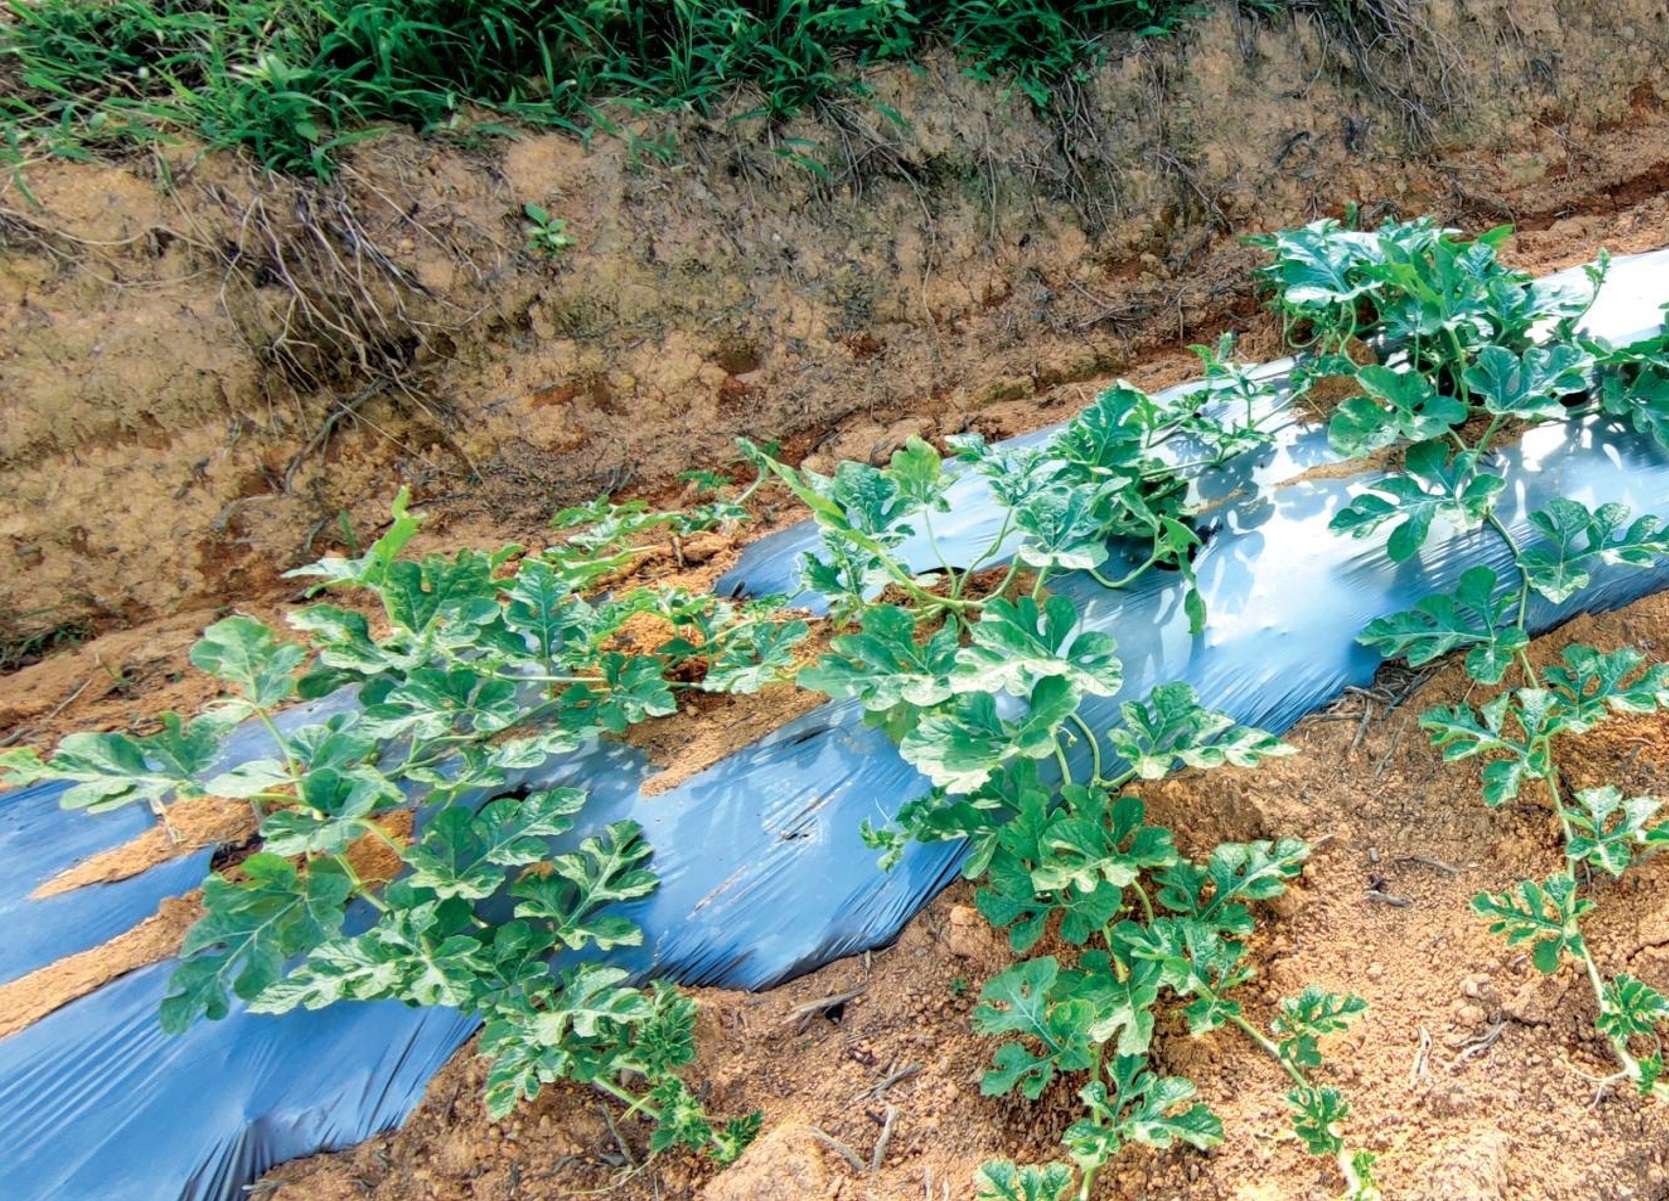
716 250 1669 605
0 952 475 1201
0 782 210 987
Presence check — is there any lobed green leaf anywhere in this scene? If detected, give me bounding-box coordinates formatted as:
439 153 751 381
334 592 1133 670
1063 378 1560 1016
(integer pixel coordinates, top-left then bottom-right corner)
900 677 1078 795
1471 874 1593 973
10 711 233 813
404 789 584 900
1565 785 1668 877
512 820 657 951
1329 440 1504 563
1357 564 1526 684
1288 1085 1351 1157
1598 974 1669 1045
162 854 353 1032
191 616 307 711
974 1161 1076 1201
1108 682 1292 780
972 958 1097 1099
1327 364 1467 458
1519 498 1669 604
1463 343 1591 420
1271 986 1368 1070
953 595 1123 700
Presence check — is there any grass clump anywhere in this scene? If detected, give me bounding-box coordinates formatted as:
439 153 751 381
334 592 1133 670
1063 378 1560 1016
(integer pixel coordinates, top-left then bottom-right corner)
1 0 1235 177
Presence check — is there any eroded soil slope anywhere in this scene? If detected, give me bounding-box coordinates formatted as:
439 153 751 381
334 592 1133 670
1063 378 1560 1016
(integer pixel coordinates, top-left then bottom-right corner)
5 0 1669 648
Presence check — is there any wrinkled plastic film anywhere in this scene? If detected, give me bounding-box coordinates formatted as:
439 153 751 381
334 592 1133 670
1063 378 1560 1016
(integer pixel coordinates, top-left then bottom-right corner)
0 782 211 987
0 689 364 987
0 955 475 1201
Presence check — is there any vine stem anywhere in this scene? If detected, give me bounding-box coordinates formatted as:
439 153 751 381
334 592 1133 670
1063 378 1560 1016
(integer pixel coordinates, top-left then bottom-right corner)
1076 1167 1098 1201
786 488 976 616
484 670 595 685
1103 766 1137 794
254 705 300 781
1088 552 1158 592
1542 768 1647 1084
920 509 959 588
987 558 1025 602
1446 328 1472 406
1052 739 1075 789
732 466 770 508
336 858 390 913
1477 473 1644 1083
357 816 410 859
954 512 1015 597
901 578 975 617
1479 508 1539 684
1074 1041 1111 1201
1130 879 1156 924
1225 1010 1309 1092
1067 711 1103 785
592 1074 654 1116
589 1074 734 1159
1474 412 1508 457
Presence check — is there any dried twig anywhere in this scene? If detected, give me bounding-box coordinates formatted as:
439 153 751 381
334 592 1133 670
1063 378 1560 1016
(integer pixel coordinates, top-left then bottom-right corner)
1374 717 1409 784
870 1104 899 1174
597 1103 639 1170
1396 854 1461 876
784 985 866 1030
855 1063 920 1102
1454 1020 1505 1065
1409 1024 1432 1085
0 677 89 748
808 1127 865 1174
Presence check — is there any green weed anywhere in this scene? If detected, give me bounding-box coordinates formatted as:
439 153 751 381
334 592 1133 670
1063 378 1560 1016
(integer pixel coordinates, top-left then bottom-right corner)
0 609 95 673
1 0 1278 177
522 202 576 259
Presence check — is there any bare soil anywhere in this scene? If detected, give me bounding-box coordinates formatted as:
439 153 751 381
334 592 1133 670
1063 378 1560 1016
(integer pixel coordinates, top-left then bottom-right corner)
7 1 1669 1198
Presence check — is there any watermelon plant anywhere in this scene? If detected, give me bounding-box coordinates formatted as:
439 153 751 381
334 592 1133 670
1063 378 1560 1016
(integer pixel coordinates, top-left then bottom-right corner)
804 216 1669 1198
1262 215 1669 1097
1 307 1376 1187
739 366 1380 1196
0 482 802 1160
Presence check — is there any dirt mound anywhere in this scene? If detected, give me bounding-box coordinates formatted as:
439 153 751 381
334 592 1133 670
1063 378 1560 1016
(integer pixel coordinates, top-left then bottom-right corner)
5 1 1669 650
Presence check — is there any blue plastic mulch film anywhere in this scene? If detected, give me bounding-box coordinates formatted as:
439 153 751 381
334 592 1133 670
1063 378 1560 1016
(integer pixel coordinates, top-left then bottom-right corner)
2 249 1668 1201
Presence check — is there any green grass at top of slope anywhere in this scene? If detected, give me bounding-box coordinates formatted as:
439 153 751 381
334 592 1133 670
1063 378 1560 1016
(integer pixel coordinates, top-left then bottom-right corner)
0 0 1309 178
